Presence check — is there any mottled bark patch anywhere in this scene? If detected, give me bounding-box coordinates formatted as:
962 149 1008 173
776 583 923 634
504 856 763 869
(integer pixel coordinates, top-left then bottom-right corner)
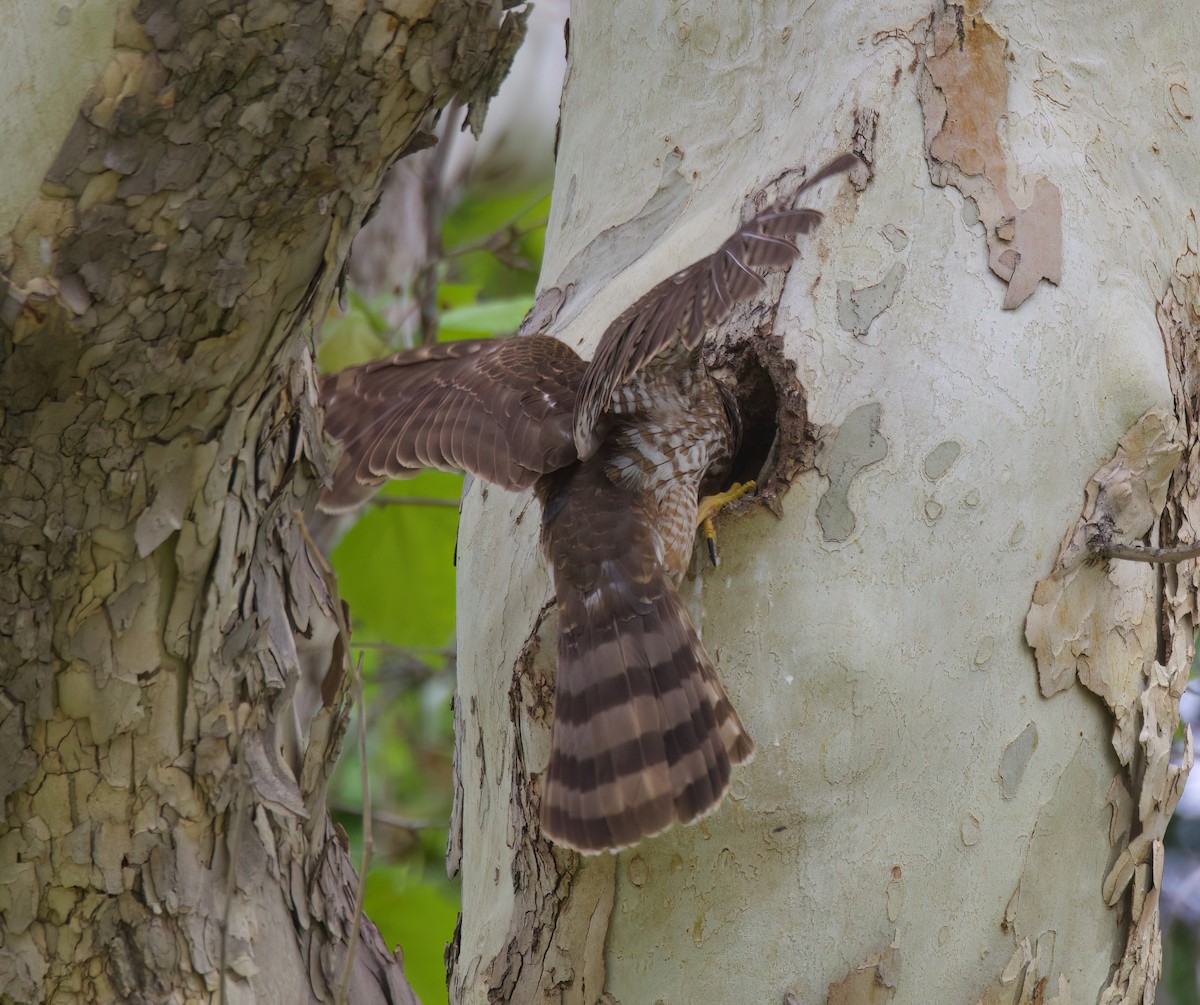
1023 222 1200 1003
822 946 899 1005
917 1 1062 310
813 403 889 543
838 262 906 340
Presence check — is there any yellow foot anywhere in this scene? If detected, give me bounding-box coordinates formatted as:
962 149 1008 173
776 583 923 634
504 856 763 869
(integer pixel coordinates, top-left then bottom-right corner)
698 480 756 567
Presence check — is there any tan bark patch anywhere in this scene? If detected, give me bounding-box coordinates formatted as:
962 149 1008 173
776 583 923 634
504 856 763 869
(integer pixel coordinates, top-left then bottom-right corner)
917 1 1062 309
1024 411 1181 710
1023 223 1200 1004
823 946 900 1005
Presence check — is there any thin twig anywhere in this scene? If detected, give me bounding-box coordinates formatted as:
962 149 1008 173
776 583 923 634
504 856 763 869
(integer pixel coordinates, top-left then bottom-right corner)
332 804 442 833
350 642 452 672
1098 542 1200 563
336 654 373 1005
416 99 461 345
441 219 546 264
371 495 460 509
349 640 455 656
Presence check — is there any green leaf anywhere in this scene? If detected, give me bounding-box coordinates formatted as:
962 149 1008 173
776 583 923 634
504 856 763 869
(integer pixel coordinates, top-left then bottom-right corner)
442 188 550 249
364 866 460 1005
437 282 483 311
318 289 404 371
318 318 389 372
330 471 462 651
441 187 549 300
439 296 532 338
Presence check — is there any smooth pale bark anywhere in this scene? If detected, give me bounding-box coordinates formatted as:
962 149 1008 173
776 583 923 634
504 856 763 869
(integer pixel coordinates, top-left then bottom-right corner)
450 2 1199 1003
0 2 523 1002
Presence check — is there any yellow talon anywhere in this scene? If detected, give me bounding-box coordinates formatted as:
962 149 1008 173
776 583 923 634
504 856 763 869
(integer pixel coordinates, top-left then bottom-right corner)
697 479 757 525
697 480 756 567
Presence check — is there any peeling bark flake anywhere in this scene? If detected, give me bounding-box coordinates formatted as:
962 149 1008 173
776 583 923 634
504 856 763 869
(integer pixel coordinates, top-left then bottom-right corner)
825 946 900 1005
998 722 1038 799
1023 228 1200 1003
976 938 1074 1005
918 2 1063 310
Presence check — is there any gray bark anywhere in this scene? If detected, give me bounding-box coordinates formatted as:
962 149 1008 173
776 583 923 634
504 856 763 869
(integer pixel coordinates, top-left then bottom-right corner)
0 2 524 1002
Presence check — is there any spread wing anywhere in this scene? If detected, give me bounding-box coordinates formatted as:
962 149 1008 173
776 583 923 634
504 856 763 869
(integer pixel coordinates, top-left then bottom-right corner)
319 335 586 512
572 153 860 457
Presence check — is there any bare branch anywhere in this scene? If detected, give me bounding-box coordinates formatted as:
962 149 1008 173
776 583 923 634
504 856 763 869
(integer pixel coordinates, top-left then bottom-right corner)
332 805 443 833
371 495 460 509
1096 541 1200 564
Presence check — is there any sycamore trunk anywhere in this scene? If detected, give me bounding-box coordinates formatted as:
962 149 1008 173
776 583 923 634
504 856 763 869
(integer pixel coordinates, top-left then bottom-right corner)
450 2 1200 1003
0 2 523 1002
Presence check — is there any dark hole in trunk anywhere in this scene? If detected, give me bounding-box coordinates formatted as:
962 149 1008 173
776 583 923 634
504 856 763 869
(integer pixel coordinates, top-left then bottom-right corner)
708 333 809 510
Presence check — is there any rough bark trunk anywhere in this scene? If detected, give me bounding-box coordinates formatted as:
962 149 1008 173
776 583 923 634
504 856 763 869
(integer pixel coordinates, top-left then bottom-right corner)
0 2 524 1002
449 2 1199 1003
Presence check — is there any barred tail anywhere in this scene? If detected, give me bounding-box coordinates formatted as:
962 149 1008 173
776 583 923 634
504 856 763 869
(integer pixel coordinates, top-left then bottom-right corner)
540 572 754 853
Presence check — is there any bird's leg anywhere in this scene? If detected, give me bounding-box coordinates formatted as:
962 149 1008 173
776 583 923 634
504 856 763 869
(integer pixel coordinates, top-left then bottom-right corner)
697 480 756 567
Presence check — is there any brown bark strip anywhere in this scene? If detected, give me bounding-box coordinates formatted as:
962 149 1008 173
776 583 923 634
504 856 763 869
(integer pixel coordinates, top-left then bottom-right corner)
917 0 1062 310
0 1 524 1001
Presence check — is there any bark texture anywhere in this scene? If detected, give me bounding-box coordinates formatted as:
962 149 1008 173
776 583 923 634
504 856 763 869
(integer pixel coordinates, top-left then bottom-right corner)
450 1 1200 1003
0 1 524 1002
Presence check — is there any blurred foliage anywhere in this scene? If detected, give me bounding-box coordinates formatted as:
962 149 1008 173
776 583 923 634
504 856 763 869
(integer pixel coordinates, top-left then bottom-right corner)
1162 913 1200 1005
318 177 549 1005
1162 651 1200 1004
441 188 549 299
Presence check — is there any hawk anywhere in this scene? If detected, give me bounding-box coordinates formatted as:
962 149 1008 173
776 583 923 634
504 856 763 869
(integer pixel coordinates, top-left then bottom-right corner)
319 154 857 852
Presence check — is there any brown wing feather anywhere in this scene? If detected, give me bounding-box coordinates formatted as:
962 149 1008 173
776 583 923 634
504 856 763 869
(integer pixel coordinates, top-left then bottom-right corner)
319 336 586 512
572 153 860 457
537 462 754 853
